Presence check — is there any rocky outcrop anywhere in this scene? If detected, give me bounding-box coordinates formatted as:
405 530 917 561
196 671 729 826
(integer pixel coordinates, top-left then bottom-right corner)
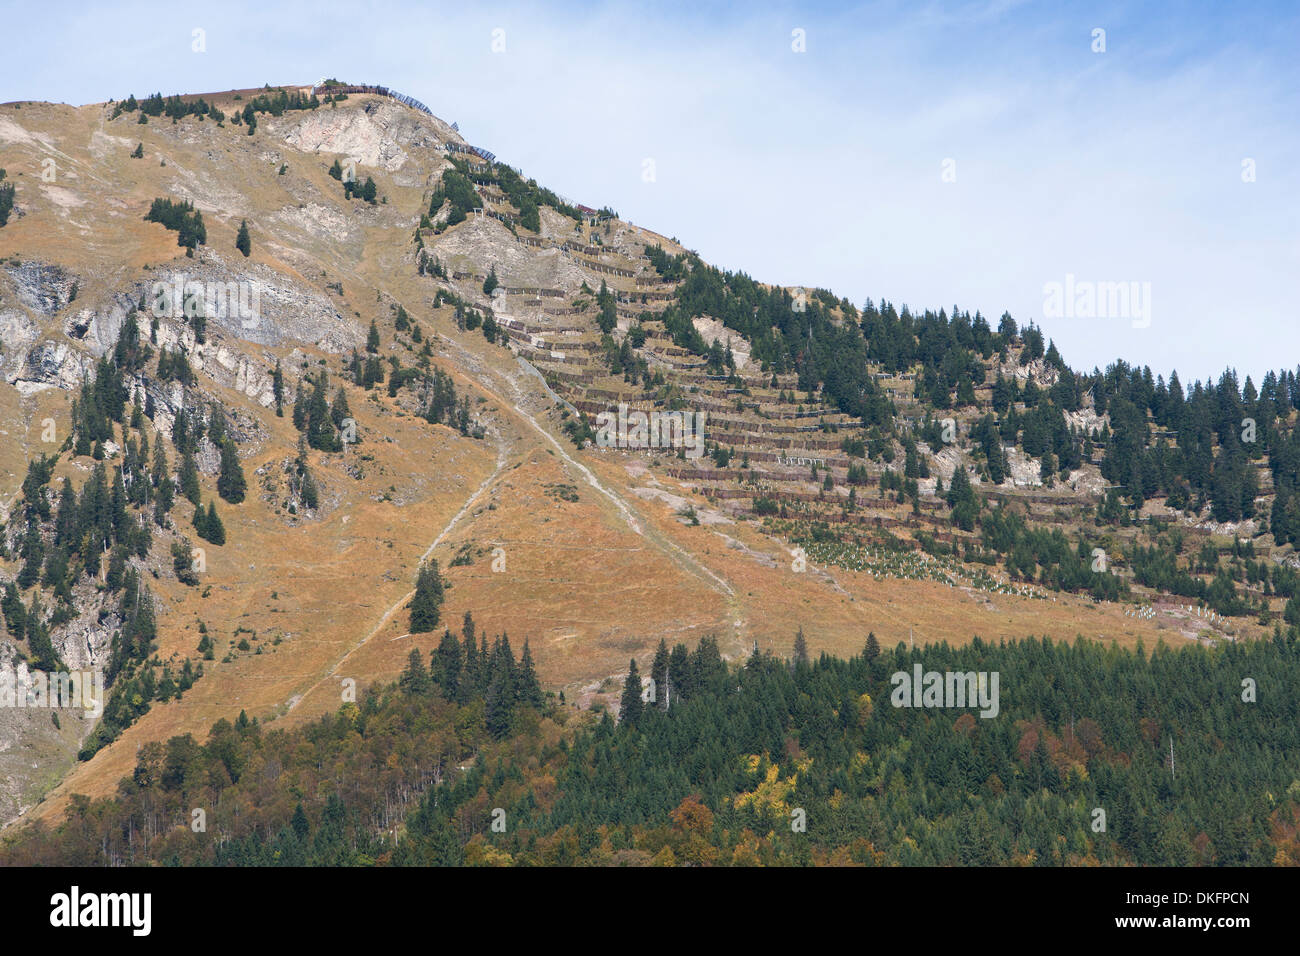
282 99 449 172
10 340 93 391
0 309 41 377
5 261 78 316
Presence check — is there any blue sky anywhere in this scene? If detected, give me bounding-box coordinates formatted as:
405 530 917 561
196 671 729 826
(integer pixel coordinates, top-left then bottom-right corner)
4 0 1298 384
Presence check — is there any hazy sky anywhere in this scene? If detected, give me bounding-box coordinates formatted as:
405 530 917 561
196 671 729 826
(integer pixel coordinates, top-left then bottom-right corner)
5 0 1298 385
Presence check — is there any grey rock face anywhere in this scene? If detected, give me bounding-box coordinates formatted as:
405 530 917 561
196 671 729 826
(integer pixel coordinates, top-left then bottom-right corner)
5 261 78 316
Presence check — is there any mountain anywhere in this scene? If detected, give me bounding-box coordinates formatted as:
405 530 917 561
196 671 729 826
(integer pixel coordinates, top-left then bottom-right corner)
0 82 1296 841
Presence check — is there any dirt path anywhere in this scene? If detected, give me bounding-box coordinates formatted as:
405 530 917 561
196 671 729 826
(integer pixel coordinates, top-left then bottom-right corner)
288 324 742 715
475 335 737 600
286 441 508 712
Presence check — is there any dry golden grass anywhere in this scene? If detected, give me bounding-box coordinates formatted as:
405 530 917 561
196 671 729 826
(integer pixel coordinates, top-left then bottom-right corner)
23 373 500 818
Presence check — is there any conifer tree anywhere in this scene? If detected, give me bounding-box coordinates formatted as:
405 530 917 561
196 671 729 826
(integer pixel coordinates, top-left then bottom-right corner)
494 632 517 702
235 219 251 257
217 439 246 503
792 627 809 667
304 378 341 451
408 560 444 633
174 450 199 507
518 639 543 707
484 669 513 739
300 465 319 510
1 582 26 640
193 499 209 538
650 639 670 711
272 359 284 416
435 629 462 701
619 658 644 726
330 387 351 429
25 596 62 671
204 500 225 545
400 648 430 695
668 643 690 702
461 621 479 701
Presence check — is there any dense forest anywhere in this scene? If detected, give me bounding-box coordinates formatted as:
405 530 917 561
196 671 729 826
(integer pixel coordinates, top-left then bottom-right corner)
6 615 1299 867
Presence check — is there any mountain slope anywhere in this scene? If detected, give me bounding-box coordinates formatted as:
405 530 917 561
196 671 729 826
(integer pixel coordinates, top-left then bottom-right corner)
0 83 1293 828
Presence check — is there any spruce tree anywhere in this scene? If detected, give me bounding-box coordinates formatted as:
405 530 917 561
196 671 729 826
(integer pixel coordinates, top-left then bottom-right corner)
273 360 284 416
306 379 340 451
217 439 246 503
400 648 430 695
2 582 26 640
408 560 444 633
300 466 319 510
518 639 543 707
435 628 462 701
235 219 251 257
192 499 209 538
205 500 225 545
484 670 513 739
619 658 644 726
330 387 351 429
668 643 689 703
179 452 201 507
26 599 62 671
650 639 669 711
792 627 809 667
461 623 479 701
493 633 517 703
